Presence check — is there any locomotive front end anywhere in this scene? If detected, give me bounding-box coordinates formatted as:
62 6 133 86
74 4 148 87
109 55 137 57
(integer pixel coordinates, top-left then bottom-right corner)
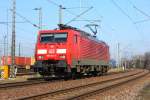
34 30 69 77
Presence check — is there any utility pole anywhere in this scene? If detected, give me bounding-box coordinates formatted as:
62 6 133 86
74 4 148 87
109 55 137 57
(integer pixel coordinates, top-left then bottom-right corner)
18 43 21 56
6 9 9 65
117 43 120 68
3 35 6 65
125 59 127 70
33 7 42 30
139 56 141 68
59 5 66 25
11 0 16 77
39 8 42 30
59 5 63 25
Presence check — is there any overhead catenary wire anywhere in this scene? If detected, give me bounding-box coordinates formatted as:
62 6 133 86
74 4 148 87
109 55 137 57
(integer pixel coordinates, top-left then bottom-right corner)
1 10 34 36
74 20 101 22
133 6 150 18
127 0 150 24
1 10 38 44
1 21 35 39
65 6 93 25
65 7 90 9
109 0 143 36
10 9 39 28
45 0 95 25
94 8 116 33
0 21 36 56
0 16 36 48
46 0 92 18
43 0 101 38
46 0 90 10
1 23 35 40
65 9 99 23
109 0 147 60
110 0 134 22
65 9 77 16
133 6 150 24
134 19 150 24
46 0 60 7
0 21 27 24
126 0 150 41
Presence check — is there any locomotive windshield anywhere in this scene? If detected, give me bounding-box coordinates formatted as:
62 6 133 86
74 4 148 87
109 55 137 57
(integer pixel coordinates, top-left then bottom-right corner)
40 32 67 43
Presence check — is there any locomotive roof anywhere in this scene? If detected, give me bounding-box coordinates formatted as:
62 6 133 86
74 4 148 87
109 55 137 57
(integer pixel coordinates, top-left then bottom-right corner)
58 24 108 46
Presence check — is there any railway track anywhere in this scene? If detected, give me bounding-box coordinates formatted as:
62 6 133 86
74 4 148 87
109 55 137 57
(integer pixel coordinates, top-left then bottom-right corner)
0 79 48 89
16 72 36 76
17 70 149 100
0 70 127 90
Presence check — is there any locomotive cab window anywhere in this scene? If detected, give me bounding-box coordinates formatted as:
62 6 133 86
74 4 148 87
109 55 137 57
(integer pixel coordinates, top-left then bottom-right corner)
40 32 67 43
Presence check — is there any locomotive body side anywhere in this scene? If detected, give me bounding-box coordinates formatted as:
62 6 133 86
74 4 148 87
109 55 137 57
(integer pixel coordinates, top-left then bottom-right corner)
71 31 110 74
72 32 110 66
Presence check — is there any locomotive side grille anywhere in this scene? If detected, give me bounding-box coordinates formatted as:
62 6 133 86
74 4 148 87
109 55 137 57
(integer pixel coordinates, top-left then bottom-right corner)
80 38 108 61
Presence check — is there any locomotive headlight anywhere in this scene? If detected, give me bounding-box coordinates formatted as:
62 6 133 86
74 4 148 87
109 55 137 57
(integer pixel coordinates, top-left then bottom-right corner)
56 49 66 54
59 55 65 59
38 56 44 59
37 49 47 54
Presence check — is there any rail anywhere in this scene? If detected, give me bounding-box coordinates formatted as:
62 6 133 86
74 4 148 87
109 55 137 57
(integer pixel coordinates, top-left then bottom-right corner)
0 79 47 89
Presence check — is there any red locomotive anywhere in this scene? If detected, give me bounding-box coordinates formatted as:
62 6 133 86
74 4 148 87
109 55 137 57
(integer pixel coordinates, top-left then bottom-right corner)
34 24 110 78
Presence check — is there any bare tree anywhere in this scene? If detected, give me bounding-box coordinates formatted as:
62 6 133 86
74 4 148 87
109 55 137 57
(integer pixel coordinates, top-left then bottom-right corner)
144 52 150 69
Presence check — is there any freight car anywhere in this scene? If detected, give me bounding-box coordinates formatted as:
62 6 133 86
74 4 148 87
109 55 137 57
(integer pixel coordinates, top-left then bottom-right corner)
0 56 34 69
34 24 110 78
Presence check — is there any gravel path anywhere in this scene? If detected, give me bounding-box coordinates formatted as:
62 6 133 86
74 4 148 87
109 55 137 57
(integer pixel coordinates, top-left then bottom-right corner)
85 73 150 100
137 82 150 100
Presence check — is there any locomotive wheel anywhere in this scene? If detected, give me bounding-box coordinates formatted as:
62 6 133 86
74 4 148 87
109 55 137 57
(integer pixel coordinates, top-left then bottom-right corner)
71 72 76 79
71 68 77 79
63 72 71 80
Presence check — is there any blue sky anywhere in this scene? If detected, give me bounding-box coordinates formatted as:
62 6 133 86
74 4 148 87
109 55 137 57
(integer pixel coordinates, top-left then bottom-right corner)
0 0 150 60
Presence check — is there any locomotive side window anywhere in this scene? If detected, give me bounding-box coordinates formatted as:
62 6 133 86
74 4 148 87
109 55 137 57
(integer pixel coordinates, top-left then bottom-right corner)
40 32 67 43
74 35 77 43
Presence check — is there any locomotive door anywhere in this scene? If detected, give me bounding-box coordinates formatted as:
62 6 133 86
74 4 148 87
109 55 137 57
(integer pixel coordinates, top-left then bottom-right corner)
73 34 80 62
